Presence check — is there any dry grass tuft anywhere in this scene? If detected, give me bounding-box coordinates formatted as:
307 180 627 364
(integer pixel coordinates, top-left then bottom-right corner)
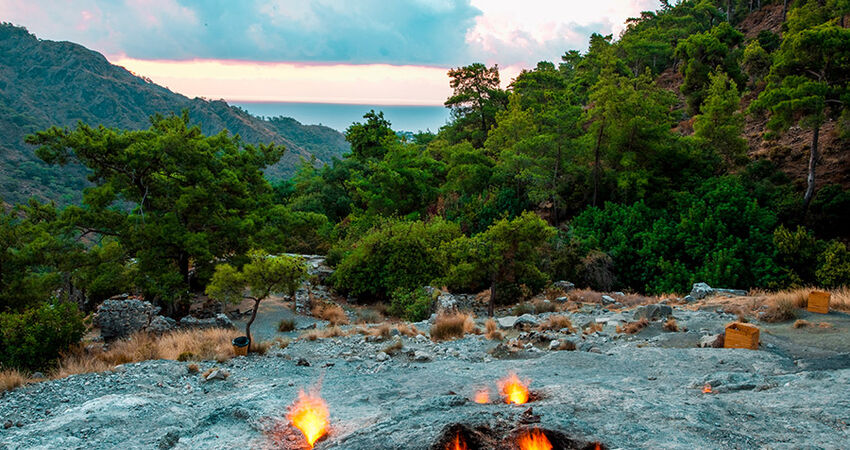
187 363 200 374
278 319 296 332
300 326 347 341
484 319 504 340
312 303 349 325
818 322 834 328
355 308 383 324
538 315 575 333
55 328 241 379
0 369 27 392
793 319 812 329
750 287 850 313
616 318 649 334
273 337 291 349
663 317 679 332
583 322 603 334
382 340 404 355
395 322 422 337
557 340 577 351
761 298 798 323
531 299 558 313
430 313 475 341
250 340 272 355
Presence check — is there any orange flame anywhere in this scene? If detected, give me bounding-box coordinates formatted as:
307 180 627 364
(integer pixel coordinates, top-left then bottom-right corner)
288 389 330 448
498 372 530 405
474 388 490 404
446 432 469 450
702 383 712 394
517 429 552 450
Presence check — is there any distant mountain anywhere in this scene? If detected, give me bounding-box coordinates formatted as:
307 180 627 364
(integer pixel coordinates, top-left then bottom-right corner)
0 23 349 205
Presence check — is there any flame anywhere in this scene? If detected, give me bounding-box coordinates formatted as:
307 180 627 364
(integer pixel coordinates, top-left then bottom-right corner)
517 429 552 450
288 390 330 447
498 372 530 405
446 432 469 450
703 383 712 394
474 388 490 404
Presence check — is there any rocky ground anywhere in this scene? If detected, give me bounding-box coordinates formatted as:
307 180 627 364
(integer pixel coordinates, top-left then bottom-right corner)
2 289 850 449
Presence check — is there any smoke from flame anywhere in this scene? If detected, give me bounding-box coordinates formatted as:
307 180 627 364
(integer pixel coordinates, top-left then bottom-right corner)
474 388 490 404
517 429 552 450
446 432 469 450
288 389 330 448
498 372 530 405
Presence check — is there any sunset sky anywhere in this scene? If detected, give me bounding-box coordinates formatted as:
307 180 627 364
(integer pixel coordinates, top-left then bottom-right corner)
1 0 661 105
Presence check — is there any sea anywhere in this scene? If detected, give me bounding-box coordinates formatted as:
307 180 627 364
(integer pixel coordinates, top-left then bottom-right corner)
232 102 450 134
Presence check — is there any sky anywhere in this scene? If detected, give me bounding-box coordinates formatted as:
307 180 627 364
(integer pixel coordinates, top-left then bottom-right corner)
1 0 661 106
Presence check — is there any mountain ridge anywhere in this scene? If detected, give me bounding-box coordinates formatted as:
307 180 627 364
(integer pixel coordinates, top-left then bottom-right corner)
0 23 349 205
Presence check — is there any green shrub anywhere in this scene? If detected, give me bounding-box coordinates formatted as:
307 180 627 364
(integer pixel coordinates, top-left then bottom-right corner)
331 218 461 300
816 241 850 288
0 302 86 371
388 287 432 322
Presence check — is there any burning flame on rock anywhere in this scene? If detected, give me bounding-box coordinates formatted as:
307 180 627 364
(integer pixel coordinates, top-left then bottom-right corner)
288 389 330 448
517 429 552 450
703 383 712 394
446 432 469 450
499 372 530 405
474 388 490 404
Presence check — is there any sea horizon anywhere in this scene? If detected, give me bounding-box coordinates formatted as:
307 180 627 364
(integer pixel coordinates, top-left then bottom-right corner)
232 101 451 134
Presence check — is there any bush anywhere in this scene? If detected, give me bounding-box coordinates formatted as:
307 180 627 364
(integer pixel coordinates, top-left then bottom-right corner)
430 313 476 341
817 241 850 288
331 218 461 300
277 319 296 332
388 287 433 322
0 302 86 371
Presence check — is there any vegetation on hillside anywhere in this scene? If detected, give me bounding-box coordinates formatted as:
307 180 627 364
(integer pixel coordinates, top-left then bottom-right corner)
2 0 850 372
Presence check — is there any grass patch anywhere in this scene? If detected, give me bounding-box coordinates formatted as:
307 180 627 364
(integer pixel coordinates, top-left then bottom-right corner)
484 319 504 340
616 318 649 334
583 322 603 334
300 326 347 341
531 299 558 313
761 298 797 323
663 317 679 332
311 303 349 325
355 309 383 324
430 313 476 342
278 319 296 332
0 369 27 392
382 340 404 355
538 315 575 333
793 319 811 329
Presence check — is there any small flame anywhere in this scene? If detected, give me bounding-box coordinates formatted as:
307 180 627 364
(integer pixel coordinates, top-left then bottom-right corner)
499 372 530 405
703 383 712 394
288 389 330 447
474 388 490 404
446 432 469 450
517 429 552 450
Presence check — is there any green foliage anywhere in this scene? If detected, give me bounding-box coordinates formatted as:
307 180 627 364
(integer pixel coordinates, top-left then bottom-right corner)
345 111 397 161
676 22 745 115
742 40 772 84
443 63 509 147
388 287 432 322
206 250 307 304
28 113 283 305
816 241 850 288
773 225 820 285
693 71 748 169
0 302 86 371
331 219 461 300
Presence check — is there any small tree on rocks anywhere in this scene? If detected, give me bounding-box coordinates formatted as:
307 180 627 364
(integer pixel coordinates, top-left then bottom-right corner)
206 251 307 352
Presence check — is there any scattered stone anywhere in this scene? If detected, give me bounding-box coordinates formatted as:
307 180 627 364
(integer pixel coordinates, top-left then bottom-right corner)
296 358 311 367
94 298 159 340
148 315 177 334
548 340 561 351
690 282 714 300
3 421 11 429
684 295 696 302
633 304 673 321
31 372 44 379
413 351 432 362
699 334 724 348
715 288 748 297
552 281 575 292
179 313 234 330
158 431 180 449
555 296 568 302
376 352 389 362
601 295 617 305
513 314 539 330
204 369 230 382
497 316 518 329
435 293 458 313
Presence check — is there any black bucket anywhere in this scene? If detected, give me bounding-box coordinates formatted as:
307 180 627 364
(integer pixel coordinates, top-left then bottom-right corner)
232 336 249 355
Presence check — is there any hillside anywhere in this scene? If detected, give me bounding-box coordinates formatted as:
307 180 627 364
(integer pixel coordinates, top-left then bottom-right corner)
0 23 349 205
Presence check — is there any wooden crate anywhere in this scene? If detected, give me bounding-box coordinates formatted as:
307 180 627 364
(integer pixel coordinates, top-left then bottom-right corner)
724 322 760 350
808 291 830 314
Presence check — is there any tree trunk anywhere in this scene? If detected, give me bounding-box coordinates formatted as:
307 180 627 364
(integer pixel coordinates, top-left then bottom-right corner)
178 251 190 286
592 123 605 207
783 0 788 20
488 278 496 318
802 125 820 214
245 298 260 353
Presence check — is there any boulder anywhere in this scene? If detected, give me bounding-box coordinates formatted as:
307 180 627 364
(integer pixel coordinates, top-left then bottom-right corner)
413 351 432 362
633 304 673 321
147 315 177 334
554 296 568 303
699 334 724 348
548 340 561 351
513 314 539 330
552 281 575 292
690 282 714 300
497 316 518 329
434 293 458 313
376 352 389 362
179 313 234 329
601 295 617 305
204 369 229 382
715 288 748 297
95 298 160 340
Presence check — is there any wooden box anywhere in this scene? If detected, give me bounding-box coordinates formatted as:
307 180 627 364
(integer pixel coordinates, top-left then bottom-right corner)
807 291 830 314
724 322 760 350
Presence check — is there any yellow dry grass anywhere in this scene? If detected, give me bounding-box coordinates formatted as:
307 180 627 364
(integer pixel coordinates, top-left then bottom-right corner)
616 318 649 334
484 319 504 341
430 313 477 341
538 315 575 333
0 369 27 392
300 326 347 341
311 303 350 325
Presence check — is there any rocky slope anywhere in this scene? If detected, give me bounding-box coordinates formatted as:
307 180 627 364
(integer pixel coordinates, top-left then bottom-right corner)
1 296 848 449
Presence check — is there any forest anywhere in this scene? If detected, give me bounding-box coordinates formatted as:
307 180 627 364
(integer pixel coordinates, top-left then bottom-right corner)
2 0 850 370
